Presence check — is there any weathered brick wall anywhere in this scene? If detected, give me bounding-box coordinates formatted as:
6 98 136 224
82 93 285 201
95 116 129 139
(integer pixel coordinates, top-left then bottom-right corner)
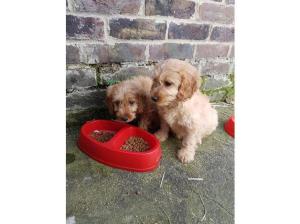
66 0 234 124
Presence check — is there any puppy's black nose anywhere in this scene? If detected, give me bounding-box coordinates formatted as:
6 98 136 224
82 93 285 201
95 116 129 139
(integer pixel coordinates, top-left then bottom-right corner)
121 117 128 122
151 96 158 102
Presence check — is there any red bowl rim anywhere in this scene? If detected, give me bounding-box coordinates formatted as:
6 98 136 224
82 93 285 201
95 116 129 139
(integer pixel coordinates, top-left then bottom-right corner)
80 120 160 154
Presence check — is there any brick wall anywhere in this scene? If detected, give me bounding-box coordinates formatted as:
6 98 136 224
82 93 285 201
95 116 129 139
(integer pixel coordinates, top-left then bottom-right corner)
66 0 234 124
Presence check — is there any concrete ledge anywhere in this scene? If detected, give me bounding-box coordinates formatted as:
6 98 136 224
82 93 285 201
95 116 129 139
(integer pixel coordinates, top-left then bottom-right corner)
66 107 111 127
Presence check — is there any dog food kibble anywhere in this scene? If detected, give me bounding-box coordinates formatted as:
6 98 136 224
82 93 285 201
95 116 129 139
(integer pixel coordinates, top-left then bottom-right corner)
121 137 149 152
91 130 115 142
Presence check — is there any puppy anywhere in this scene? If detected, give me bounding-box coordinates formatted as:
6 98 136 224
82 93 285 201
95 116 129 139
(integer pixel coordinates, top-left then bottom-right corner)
106 75 159 131
150 59 218 163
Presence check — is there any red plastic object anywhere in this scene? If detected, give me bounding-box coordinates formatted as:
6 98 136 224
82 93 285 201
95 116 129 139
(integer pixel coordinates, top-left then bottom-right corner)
77 120 162 172
224 116 234 138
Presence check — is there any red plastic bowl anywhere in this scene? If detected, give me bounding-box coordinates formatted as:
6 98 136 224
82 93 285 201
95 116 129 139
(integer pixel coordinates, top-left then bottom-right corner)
224 116 234 138
77 120 162 172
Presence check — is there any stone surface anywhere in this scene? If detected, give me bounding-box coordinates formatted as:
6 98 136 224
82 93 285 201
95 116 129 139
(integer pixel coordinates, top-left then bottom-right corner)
226 0 235 5
149 43 194 61
199 3 234 24
66 0 69 12
225 88 234 104
66 15 104 40
145 0 196 19
210 27 234 42
168 22 210 40
66 45 80 64
201 61 230 76
67 0 142 15
79 44 110 64
109 18 166 40
66 104 234 223
201 75 233 91
66 68 97 89
98 64 122 85
195 44 229 59
66 107 111 127
206 90 227 102
229 45 234 58
101 66 154 85
66 89 106 110
77 44 146 64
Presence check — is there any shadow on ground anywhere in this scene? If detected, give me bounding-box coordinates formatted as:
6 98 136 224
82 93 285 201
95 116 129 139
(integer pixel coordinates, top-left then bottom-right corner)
66 104 234 224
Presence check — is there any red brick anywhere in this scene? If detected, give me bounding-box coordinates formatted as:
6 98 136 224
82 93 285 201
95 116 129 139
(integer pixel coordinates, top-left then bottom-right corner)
145 0 195 19
149 43 194 61
68 0 142 15
78 43 146 63
108 43 146 62
199 3 234 24
109 18 166 40
66 15 104 40
168 22 210 40
195 44 229 59
66 45 80 64
210 27 234 42
79 44 110 64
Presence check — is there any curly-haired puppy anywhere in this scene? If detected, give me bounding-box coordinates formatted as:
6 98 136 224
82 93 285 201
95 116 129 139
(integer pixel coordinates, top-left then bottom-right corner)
106 76 159 131
150 59 218 163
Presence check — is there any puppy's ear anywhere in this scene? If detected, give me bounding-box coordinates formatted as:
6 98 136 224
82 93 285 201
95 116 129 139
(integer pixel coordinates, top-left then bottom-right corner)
105 85 116 114
177 70 199 101
136 94 146 114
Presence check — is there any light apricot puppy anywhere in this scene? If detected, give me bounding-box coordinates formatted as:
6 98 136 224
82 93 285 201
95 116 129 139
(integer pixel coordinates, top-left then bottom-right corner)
106 76 159 131
151 59 218 163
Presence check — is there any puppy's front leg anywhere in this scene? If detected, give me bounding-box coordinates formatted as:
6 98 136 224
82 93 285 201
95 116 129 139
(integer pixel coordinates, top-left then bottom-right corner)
177 132 198 164
154 119 169 142
138 115 150 131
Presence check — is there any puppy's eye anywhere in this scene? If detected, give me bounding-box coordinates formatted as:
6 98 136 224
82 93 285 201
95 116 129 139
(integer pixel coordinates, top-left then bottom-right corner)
164 81 172 87
114 101 120 106
129 101 135 105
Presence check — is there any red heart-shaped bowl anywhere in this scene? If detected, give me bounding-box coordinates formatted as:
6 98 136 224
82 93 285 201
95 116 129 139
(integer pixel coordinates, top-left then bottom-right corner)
77 120 162 172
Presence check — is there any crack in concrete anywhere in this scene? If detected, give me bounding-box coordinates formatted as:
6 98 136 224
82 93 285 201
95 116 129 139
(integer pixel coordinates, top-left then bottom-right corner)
159 206 171 224
202 193 234 218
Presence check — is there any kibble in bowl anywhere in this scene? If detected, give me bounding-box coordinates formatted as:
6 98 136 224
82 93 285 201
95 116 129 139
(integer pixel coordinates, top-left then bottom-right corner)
90 130 115 142
121 137 150 152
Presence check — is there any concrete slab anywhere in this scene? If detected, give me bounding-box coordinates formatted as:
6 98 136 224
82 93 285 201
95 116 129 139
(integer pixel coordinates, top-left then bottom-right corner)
67 103 234 224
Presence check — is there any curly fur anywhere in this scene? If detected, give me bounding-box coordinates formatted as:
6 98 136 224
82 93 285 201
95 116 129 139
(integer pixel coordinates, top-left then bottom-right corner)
106 76 159 131
151 59 218 163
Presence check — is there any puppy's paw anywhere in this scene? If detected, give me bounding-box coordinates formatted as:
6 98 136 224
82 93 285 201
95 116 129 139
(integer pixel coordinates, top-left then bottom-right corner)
177 148 195 164
197 138 202 145
154 131 168 142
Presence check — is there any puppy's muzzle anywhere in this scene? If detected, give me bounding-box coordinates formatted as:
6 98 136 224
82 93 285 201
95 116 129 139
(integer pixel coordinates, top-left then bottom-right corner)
120 116 129 122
